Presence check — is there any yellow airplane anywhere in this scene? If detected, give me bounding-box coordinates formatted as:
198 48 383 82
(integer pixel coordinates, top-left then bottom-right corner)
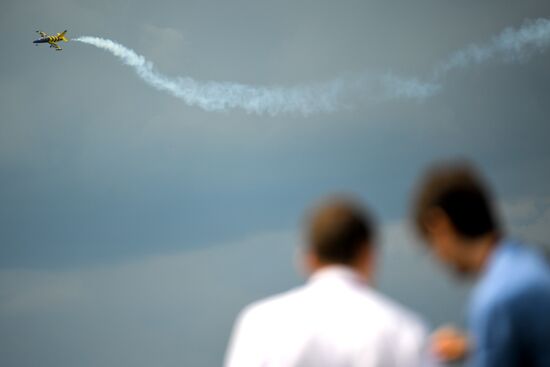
33 30 68 51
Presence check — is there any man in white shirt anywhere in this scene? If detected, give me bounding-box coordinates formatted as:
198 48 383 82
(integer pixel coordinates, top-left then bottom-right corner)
225 197 435 367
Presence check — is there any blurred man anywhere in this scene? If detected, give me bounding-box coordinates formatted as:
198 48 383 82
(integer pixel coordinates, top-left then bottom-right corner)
225 197 434 367
412 161 550 367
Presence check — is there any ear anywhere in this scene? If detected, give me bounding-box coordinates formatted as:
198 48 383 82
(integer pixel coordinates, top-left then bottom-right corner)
424 207 452 237
303 249 321 275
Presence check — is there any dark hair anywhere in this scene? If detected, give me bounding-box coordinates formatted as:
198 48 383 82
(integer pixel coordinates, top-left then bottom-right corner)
306 197 375 264
412 161 499 239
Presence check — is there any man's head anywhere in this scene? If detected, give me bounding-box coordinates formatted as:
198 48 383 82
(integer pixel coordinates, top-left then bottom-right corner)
304 196 376 280
412 161 501 275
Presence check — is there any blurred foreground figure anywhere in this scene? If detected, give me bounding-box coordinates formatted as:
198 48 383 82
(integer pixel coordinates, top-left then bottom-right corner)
412 161 550 367
225 197 435 367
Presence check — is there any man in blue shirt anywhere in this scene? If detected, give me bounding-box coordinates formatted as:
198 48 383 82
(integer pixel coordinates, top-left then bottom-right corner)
411 161 550 366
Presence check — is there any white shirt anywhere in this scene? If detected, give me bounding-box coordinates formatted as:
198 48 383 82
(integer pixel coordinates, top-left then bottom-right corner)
225 266 435 367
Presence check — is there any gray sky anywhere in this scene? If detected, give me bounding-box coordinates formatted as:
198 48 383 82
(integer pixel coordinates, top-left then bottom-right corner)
1 1 550 366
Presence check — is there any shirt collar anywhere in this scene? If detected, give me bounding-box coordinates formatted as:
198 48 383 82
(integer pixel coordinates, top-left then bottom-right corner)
481 237 518 277
308 265 367 285
473 237 519 301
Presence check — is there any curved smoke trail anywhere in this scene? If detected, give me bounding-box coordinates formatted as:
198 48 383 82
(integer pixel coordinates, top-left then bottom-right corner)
73 36 437 116
75 35 345 116
74 18 550 116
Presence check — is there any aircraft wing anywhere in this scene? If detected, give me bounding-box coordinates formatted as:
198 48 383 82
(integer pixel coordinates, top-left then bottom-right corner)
36 30 48 37
50 42 61 51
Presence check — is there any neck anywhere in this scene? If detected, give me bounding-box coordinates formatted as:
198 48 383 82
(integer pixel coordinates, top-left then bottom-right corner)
306 247 375 284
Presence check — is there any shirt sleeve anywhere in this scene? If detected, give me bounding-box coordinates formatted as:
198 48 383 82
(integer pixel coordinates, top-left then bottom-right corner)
224 307 265 367
382 318 443 367
469 301 517 367
398 323 443 367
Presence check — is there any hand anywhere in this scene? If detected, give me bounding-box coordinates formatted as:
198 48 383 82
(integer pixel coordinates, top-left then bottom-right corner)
431 325 469 362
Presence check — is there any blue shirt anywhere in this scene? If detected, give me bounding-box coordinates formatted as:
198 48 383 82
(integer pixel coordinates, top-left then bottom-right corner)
468 239 550 367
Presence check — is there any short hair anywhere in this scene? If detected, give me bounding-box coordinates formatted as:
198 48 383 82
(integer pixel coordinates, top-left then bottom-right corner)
306 197 375 265
412 161 500 239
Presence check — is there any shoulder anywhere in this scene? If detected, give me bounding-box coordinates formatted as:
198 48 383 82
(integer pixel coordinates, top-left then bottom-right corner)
226 289 306 367
471 241 550 322
480 242 548 292
504 243 550 298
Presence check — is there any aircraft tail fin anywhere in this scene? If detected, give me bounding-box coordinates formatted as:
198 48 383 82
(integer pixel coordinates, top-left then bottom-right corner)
60 30 68 42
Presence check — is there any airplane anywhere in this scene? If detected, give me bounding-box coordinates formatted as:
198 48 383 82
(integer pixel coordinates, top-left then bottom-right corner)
33 30 68 51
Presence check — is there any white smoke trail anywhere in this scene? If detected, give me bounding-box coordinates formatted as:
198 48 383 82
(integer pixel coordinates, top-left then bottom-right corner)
74 18 550 116
436 18 550 76
74 36 436 116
